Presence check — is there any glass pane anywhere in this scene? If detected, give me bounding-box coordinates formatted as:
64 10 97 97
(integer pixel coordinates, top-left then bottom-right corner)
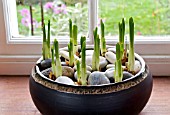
99 0 170 36
16 0 88 36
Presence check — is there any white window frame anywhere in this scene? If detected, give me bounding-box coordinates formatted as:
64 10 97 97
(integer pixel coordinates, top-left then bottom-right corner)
0 0 170 75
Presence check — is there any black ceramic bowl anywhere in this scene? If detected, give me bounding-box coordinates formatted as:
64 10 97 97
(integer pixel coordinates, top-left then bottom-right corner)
29 53 152 115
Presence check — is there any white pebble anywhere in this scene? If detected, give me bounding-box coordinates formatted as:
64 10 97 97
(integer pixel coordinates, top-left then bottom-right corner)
55 76 75 85
105 52 116 64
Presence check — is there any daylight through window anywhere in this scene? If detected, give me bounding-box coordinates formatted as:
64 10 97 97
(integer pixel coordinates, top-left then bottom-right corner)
16 0 88 37
99 0 170 36
15 0 170 39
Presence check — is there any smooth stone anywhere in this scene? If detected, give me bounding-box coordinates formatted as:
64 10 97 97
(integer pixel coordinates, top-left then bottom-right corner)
80 50 94 56
62 66 74 78
73 65 92 72
41 67 52 77
104 68 115 78
61 61 67 66
42 66 75 79
39 59 52 70
134 60 142 73
106 64 125 70
85 56 93 67
123 71 134 80
85 56 108 69
86 50 94 56
74 55 80 60
59 47 68 51
106 64 115 69
100 57 108 69
122 66 127 70
105 52 116 64
60 50 79 60
125 60 142 73
106 65 126 70
107 47 116 53
88 71 110 85
86 66 92 72
55 76 75 85
60 50 69 60
74 71 91 80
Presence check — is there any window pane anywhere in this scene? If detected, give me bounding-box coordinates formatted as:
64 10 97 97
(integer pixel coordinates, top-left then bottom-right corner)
99 0 170 36
16 0 88 36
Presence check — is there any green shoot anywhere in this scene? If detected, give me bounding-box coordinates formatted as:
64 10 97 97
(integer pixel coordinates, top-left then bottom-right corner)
68 38 74 67
124 36 128 59
42 21 51 60
73 25 78 54
76 59 81 83
114 43 123 82
80 36 85 49
69 19 72 39
92 27 100 71
100 19 107 56
47 20 51 50
54 39 62 77
42 24 46 60
69 19 78 56
128 17 135 72
119 18 125 60
122 18 125 41
51 46 57 77
80 36 87 85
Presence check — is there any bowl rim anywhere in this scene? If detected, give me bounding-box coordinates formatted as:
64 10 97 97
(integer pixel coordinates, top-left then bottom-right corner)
33 45 146 88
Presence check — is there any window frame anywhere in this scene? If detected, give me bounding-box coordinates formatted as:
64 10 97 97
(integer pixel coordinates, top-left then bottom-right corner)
0 0 170 75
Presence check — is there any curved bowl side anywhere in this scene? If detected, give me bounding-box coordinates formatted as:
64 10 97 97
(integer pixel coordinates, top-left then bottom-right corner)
29 66 153 115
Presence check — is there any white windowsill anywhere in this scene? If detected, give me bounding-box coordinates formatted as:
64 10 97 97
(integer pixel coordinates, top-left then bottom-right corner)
0 54 170 76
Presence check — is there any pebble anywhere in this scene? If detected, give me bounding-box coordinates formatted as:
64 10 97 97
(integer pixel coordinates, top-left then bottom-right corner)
41 67 51 77
61 61 67 66
106 64 115 69
122 66 127 70
125 60 142 73
104 67 115 79
60 50 79 61
62 66 74 78
55 76 75 85
123 71 134 80
39 59 52 70
100 57 108 69
106 64 126 70
105 52 116 64
107 47 116 53
88 71 110 85
41 66 75 79
74 71 91 80
59 47 68 51
85 56 93 66
85 56 108 69
73 65 92 72
79 50 94 56
134 60 142 73
86 50 94 56
86 66 92 72
60 50 69 60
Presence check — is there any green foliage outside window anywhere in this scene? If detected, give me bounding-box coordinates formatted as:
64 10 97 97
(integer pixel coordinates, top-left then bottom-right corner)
17 0 170 36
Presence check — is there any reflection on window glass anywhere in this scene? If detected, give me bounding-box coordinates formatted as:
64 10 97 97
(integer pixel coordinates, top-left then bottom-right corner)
16 0 88 36
99 0 170 36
